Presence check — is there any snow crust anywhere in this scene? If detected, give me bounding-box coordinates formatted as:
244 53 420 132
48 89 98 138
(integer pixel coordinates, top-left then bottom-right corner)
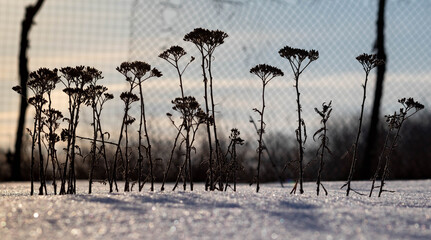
1 180 431 240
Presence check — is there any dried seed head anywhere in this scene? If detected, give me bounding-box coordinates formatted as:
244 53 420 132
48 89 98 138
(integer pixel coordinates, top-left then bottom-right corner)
120 92 139 104
104 93 114 100
184 28 228 49
159 45 187 61
28 68 60 94
279 46 319 62
124 115 136 125
12 85 22 94
404 97 424 111
356 53 384 72
150 68 163 78
250 64 284 84
308 49 319 61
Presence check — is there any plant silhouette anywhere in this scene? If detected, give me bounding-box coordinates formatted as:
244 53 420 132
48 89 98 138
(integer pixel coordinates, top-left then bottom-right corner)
184 28 228 191
250 64 284 193
169 97 207 191
313 101 332 196
224 129 244 192
60 66 101 194
115 61 162 192
279 46 319 194
13 67 59 195
159 45 196 191
343 53 383 196
84 77 113 194
369 98 424 197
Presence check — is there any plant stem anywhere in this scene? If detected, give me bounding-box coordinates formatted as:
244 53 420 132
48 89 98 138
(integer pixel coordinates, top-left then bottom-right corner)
316 123 327 196
113 107 127 192
124 115 129 192
138 86 144 191
201 51 214 191
139 83 154 191
37 106 46 195
233 143 237 192
369 130 391 197
249 116 284 187
346 71 369 196
94 109 112 191
294 71 305 194
378 120 403 197
89 107 97 194
208 54 222 190
186 121 193 191
256 83 266 193
161 126 182 191
47 93 57 195
60 90 74 195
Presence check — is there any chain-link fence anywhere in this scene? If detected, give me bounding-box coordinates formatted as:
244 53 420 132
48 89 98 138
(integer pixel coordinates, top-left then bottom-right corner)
1 0 430 179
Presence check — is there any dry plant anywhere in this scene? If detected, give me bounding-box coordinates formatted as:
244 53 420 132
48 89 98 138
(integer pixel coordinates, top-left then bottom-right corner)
249 116 285 187
13 68 59 195
313 101 333 196
369 98 424 197
41 73 62 195
114 62 138 192
136 65 162 192
250 64 284 192
158 45 195 191
158 45 194 98
119 91 138 192
84 78 113 194
343 53 384 196
59 66 100 194
184 28 228 191
116 61 162 192
169 97 207 191
224 128 244 192
279 46 319 194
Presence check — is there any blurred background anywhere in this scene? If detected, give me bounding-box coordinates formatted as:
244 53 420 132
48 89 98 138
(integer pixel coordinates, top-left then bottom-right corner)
1 0 430 182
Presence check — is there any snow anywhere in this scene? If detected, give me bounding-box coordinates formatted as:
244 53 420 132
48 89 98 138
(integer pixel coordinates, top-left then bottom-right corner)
1 180 431 240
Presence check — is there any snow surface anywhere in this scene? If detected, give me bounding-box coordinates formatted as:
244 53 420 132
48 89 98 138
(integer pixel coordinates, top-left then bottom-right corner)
1 180 431 240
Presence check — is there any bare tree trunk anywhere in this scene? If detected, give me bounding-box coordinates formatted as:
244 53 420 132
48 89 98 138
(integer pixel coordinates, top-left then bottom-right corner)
362 0 387 179
13 0 45 181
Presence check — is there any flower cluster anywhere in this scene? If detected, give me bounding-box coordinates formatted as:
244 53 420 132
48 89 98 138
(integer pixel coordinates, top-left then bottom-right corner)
15 68 60 108
385 97 425 129
120 91 139 104
159 45 188 61
399 97 424 112
250 64 284 85
279 46 319 62
28 68 60 94
184 28 228 51
172 96 207 123
117 61 151 79
230 128 244 146
356 53 384 73
60 66 100 87
314 101 333 124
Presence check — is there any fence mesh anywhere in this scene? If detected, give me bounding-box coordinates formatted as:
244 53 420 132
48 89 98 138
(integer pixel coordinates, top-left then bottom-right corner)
1 0 430 161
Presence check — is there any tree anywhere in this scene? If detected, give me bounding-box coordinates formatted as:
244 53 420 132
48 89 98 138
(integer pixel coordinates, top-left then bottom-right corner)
361 0 387 179
13 0 45 181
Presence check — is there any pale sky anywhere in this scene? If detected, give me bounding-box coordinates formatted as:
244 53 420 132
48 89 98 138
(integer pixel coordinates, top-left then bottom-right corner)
1 0 430 149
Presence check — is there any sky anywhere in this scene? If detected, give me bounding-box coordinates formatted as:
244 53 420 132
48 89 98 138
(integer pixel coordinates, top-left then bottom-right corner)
0 0 430 149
